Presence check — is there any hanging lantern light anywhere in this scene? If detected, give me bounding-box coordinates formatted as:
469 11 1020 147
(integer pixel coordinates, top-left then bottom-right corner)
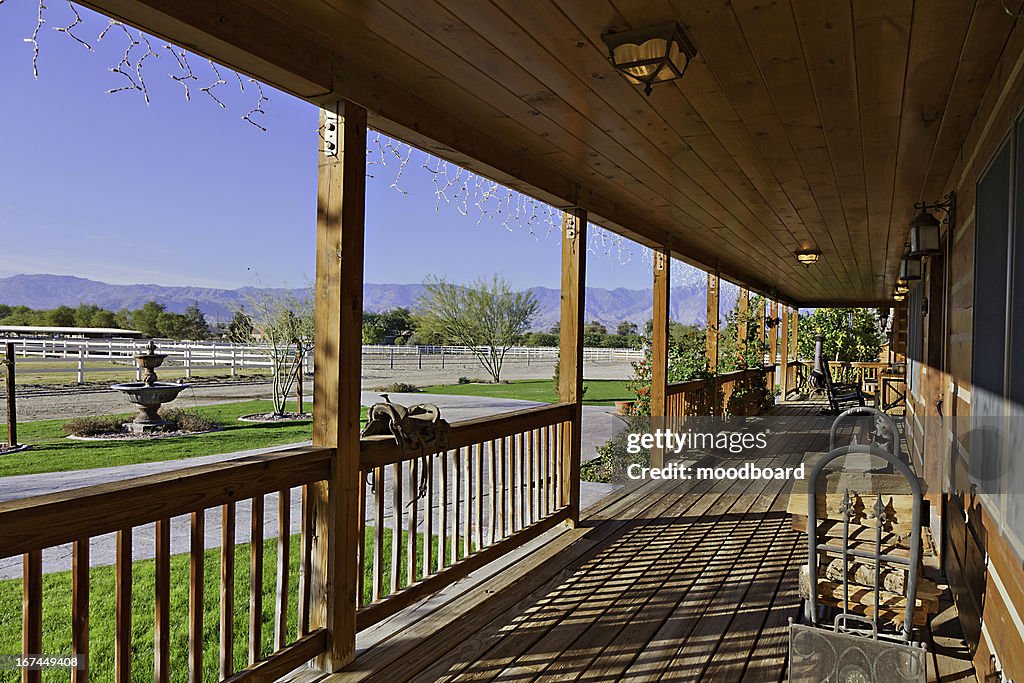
909 192 955 257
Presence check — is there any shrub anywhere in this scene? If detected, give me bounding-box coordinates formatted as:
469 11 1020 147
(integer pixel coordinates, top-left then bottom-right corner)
581 419 650 484
458 376 472 385
63 415 126 437
373 382 420 393
159 408 218 432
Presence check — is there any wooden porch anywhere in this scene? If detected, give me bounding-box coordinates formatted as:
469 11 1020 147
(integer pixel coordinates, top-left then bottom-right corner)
282 401 974 683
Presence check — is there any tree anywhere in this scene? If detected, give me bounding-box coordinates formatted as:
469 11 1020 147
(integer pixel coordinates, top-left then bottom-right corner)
616 321 638 337
796 308 884 362
363 307 416 344
226 310 254 342
238 290 314 415
415 275 539 383
583 321 608 347
181 303 210 340
132 301 167 337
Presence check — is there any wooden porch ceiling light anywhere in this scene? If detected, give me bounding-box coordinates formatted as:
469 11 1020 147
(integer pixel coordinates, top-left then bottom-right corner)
601 23 697 95
794 249 821 266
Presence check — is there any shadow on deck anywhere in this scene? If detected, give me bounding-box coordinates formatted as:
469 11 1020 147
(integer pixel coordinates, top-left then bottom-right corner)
288 401 974 682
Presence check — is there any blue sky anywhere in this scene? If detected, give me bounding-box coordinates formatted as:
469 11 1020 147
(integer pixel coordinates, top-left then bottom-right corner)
0 1 663 292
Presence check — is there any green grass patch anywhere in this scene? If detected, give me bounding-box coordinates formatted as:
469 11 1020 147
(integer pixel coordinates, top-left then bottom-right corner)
421 378 633 406
0 526 452 682
0 402 367 478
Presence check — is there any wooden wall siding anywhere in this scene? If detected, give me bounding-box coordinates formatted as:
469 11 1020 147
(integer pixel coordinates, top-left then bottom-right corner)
900 14 1024 682
80 0 1014 305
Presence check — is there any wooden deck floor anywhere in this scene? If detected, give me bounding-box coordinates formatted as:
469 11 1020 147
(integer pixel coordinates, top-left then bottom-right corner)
288 401 974 682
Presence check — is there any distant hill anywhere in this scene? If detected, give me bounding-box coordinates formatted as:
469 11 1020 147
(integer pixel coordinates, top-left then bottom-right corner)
0 274 737 329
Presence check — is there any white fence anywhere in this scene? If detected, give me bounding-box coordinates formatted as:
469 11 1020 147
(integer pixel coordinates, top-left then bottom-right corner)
4 338 643 383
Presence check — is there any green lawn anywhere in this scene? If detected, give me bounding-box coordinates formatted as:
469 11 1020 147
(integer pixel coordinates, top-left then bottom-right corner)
0 526 451 683
421 378 633 406
0 401 367 478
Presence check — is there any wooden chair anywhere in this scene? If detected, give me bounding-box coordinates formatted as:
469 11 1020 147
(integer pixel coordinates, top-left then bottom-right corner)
821 361 866 414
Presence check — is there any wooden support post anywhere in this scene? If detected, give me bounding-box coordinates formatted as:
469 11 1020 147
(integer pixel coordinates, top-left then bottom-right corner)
737 288 749 366
769 300 779 365
650 248 670 468
310 100 366 670
758 296 767 362
558 207 586 525
780 307 791 401
4 343 15 448
706 273 719 374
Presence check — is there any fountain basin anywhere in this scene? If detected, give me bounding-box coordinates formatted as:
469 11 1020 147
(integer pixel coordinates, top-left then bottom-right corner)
111 381 190 433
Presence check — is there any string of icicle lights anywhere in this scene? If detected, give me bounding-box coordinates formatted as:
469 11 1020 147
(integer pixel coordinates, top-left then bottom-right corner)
361 129 674 265
12 0 270 130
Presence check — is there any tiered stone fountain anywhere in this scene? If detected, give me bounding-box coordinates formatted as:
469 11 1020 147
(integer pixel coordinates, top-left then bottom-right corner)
111 341 189 434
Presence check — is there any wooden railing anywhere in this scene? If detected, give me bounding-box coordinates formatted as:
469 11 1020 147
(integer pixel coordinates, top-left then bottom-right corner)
666 366 775 417
0 447 334 682
355 403 574 629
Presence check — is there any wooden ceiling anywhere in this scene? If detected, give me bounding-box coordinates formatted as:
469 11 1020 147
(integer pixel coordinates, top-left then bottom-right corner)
83 0 1019 305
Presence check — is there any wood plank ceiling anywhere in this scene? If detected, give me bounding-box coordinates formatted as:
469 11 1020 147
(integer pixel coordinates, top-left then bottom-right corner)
83 0 1018 305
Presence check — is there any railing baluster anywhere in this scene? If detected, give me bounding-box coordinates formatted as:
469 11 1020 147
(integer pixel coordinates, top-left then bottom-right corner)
536 423 544 520
488 440 498 546
373 467 385 600
453 449 462 562
299 484 313 636
23 550 42 683
391 460 403 594
189 511 204 683
503 436 513 537
407 458 418 585
540 427 548 518
275 490 290 652
424 453 434 575
72 539 89 683
474 443 484 551
548 424 556 513
517 432 526 531
463 447 472 559
155 518 171 683
439 451 449 570
357 472 366 607
249 495 264 664
115 529 132 682
221 502 235 678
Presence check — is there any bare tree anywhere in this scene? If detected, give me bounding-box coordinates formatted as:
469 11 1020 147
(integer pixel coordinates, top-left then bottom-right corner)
416 275 539 383
234 288 314 415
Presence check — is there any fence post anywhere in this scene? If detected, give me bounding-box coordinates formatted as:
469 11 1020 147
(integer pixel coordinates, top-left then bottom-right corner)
441 347 445 369
185 348 192 379
389 346 394 370
418 346 422 370
4 343 16 448
77 349 85 384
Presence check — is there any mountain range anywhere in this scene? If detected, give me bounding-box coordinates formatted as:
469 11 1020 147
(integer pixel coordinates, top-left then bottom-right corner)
0 274 738 329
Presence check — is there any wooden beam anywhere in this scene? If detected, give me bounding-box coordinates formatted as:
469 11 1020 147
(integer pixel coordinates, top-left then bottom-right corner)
737 288 749 366
769 300 778 365
780 307 791 400
758 296 767 359
310 100 366 670
650 248 670 468
706 272 720 375
558 208 586 525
